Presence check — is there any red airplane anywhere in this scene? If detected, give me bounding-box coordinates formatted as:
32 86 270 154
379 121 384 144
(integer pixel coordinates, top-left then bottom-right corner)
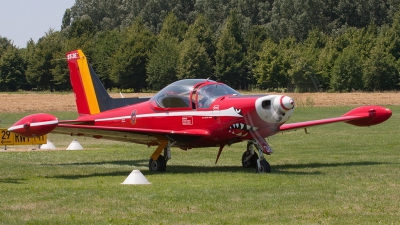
9 50 392 173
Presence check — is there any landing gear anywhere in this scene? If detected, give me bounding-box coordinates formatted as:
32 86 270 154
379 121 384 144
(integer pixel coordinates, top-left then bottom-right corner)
242 142 258 168
256 159 271 173
149 155 167 172
243 139 273 173
148 141 174 172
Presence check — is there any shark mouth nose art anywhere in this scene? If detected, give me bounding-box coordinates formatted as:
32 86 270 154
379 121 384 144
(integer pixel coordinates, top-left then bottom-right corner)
228 123 259 137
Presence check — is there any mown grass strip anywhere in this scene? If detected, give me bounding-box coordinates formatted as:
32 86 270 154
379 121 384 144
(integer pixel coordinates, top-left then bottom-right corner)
0 106 399 224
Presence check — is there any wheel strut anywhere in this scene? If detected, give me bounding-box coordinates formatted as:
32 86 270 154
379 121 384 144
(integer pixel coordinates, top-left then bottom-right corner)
251 137 272 173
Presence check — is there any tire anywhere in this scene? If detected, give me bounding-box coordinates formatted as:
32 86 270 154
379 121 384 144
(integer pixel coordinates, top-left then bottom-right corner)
149 155 167 172
256 159 271 173
241 151 258 168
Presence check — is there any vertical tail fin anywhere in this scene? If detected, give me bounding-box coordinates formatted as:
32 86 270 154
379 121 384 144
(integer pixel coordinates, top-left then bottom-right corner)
66 50 150 117
67 50 110 116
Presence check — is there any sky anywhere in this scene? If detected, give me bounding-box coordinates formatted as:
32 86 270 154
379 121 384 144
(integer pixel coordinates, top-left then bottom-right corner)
0 0 76 48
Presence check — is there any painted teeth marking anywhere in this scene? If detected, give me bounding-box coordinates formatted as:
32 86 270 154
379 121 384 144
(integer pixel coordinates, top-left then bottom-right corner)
228 123 258 132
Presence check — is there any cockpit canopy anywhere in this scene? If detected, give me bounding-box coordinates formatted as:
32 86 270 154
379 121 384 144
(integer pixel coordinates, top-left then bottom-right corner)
150 79 241 109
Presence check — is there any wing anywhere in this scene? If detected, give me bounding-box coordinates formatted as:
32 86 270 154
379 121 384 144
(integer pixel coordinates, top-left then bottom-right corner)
279 105 392 132
54 120 210 145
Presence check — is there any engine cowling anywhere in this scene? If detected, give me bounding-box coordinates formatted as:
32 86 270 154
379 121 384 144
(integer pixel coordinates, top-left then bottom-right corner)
255 95 295 124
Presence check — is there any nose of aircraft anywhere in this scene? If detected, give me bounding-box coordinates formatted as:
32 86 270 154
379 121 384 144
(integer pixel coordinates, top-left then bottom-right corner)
255 95 295 124
274 95 294 112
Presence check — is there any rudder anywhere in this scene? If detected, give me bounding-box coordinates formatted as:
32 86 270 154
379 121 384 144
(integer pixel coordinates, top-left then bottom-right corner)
67 50 106 116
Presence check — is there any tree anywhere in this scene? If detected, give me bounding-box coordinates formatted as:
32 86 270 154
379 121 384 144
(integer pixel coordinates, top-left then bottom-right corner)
363 46 399 91
254 38 290 90
215 10 247 89
70 0 126 31
0 47 27 91
51 53 70 91
177 37 212 79
68 16 96 39
290 29 327 92
185 14 216 68
139 0 194 33
26 30 65 91
315 38 337 91
159 12 188 42
334 0 393 29
289 47 319 92
61 8 72 30
0 36 13 57
194 0 231 32
228 0 271 25
91 30 122 89
244 25 269 88
385 11 400 60
330 47 363 92
111 18 156 91
146 36 180 90
378 22 400 60
266 0 325 41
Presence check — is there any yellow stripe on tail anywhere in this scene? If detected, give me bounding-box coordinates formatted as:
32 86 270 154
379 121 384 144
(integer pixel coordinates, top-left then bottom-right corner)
76 50 100 115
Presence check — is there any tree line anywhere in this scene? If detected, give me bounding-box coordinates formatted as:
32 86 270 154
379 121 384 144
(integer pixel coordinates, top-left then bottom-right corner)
1 0 400 92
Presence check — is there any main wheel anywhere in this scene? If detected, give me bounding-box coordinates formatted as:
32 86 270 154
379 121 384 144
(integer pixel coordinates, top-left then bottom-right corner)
255 159 271 173
149 155 167 172
241 151 258 168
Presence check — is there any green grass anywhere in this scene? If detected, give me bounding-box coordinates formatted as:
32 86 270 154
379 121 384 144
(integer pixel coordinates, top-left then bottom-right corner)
0 106 399 224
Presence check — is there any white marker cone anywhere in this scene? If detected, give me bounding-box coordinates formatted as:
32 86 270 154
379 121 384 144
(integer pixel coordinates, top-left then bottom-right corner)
66 138 84 150
40 139 56 150
121 170 151 185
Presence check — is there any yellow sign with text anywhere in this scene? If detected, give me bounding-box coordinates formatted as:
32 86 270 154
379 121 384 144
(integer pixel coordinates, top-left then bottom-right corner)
1 129 46 145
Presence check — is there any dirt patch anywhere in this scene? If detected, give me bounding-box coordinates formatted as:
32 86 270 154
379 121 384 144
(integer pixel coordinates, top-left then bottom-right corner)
283 92 400 107
0 92 398 112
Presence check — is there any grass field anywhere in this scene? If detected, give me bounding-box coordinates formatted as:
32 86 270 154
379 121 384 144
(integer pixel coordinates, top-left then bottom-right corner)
0 106 399 224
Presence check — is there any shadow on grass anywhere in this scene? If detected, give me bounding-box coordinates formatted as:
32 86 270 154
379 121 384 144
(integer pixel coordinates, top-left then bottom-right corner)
0 178 26 184
273 161 387 173
49 159 148 167
44 160 390 179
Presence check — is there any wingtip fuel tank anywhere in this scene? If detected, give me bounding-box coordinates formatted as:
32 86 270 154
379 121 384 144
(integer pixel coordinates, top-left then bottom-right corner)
8 113 58 138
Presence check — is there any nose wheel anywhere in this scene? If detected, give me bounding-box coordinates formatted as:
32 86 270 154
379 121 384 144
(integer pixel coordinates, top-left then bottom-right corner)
256 159 271 173
242 142 259 168
242 139 272 173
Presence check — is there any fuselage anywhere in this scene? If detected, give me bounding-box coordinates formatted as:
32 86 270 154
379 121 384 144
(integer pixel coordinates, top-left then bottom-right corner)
77 80 295 148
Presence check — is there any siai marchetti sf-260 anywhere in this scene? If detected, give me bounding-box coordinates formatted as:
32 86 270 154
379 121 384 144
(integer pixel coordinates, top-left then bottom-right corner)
9 50 392 173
